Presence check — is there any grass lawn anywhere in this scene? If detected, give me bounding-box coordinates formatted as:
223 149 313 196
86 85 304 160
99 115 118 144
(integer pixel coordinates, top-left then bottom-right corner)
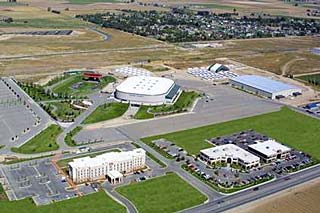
82 102 129 124
19 82 57 101
134 91 199 120
116 173 207 213
52 75 115 97
134 105 155 119
142 107 320 159
0 183 8 201
11 125 62 154
44 101 84 122
0 191 125 213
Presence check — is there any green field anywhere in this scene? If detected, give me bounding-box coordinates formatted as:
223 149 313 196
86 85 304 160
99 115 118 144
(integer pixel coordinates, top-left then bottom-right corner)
0 191 125 213
134 91 199 120
116 173 207 213
52 75 115 97
11 125 62 154
82 102 129 124
142 107 320 159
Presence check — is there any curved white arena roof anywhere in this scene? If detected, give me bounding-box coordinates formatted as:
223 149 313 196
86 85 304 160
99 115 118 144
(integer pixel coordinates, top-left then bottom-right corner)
116 76 174 96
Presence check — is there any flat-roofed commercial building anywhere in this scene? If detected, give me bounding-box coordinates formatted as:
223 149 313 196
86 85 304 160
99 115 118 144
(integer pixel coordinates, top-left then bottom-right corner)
230 75 302 99
69 148 146 183
200 144 260 169
115 76 181 105
248 140 291 163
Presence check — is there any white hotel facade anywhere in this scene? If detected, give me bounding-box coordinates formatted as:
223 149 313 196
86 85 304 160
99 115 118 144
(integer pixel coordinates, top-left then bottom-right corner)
68 148 146 183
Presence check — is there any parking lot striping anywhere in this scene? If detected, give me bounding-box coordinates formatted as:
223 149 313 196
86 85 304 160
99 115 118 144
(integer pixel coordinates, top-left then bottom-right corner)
32 166 41 177
2 118 14 136
45 183 55 196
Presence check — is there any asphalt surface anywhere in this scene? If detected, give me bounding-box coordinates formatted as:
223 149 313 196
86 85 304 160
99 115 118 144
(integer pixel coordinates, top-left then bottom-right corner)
183 165 320 213
0 78 52 154
1 77 319 212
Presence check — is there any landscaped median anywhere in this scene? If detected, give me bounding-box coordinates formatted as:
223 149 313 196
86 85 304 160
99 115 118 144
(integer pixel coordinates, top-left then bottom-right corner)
82 102 129 124
116 172 207 213
11 124 62 154
0 190 126 213
65 126 83 146
134 91 200 120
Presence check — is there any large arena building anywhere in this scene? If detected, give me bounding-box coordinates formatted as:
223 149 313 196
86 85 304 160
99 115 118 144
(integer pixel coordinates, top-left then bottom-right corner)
114 76 181 105
230 75 302 99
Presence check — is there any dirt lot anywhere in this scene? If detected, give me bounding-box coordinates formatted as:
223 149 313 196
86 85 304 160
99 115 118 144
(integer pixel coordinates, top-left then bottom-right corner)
229 178 320 213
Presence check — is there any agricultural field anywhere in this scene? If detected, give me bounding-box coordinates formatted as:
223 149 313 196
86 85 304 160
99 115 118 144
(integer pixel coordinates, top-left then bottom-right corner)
82 102 129 124
116 173 207 213
52 75 115 97
0 191 126 213
11 124 62 154
142 107 320 159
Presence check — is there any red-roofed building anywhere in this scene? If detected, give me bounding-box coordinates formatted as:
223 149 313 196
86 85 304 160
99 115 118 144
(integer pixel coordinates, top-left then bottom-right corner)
83 72 103 81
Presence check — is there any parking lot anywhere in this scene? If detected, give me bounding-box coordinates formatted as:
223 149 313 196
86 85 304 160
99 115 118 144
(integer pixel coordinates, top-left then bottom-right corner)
208 130 269 150
0 159 96 205
0 77 51 152
152 131 314 192
299 102 320 118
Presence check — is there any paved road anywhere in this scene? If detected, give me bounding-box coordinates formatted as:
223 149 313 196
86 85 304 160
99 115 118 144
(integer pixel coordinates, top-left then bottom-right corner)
56 92 113 150
183 165 320 213
116 127 221 201
88 27 111 41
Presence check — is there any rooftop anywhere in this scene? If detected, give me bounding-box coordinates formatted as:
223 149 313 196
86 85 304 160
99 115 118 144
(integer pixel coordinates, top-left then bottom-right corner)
201 144 260 163
116 76 175 96
69 148 146 168
107 170 123 179
249 140 291 157
231 75 300 94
